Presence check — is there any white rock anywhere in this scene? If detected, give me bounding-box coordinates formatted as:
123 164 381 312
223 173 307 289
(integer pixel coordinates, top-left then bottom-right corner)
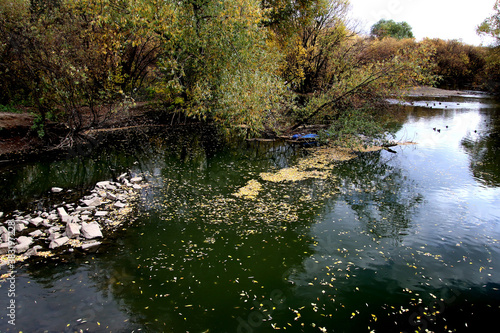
96 181 111 188
131 176 143 183
95 211 108 217
1 233 8 242
81 222 103 239
65 223 81 239
49 236 69 249
0 212 3 218
0 226 7 235
29 230 44 237
14 243 30 254
133 184 142 190
48 226 61 233
47 213 59 221
17 236 33 245
81 241 101 250
30 217 44 227
14 236 33 253
0 242 9 254
51 187 63 193
83 197 102 207
117 194 127 201
48 232 61 241
114 201 126 209
24 245 43 257
57 207 72 223
83 193 98 200
15 223 26 232
106 192 117 200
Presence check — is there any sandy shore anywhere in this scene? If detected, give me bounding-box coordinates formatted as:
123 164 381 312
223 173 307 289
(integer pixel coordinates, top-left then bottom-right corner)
402 86 488 98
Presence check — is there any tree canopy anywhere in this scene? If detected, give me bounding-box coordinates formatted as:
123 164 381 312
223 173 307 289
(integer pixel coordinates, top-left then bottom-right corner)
477 0 500 45
370 19 414 40
0 0 439 143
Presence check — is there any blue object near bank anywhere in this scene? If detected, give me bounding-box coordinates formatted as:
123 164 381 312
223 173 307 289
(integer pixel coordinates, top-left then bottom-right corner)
292 133 319 140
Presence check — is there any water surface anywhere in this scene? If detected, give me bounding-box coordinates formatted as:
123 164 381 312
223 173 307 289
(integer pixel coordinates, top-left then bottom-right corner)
1 95 500 332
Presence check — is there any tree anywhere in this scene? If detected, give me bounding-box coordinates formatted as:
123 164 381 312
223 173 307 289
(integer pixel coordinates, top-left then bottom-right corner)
477 0 500 45
370 19 414 40
0 0 164 138
152 0 286 133
0 0 287 138
421 39 487 90
477 0 500 94
276 1 435 134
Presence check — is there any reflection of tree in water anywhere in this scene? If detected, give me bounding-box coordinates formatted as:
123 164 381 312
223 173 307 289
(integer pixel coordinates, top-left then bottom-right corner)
0 126 226 212
461 110 500 187
336 151 424 242
73 142 319 332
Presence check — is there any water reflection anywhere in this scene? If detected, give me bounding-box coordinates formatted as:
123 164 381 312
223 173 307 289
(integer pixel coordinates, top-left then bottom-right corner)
336 152 424 242
461 109 500 187
2 96 500 332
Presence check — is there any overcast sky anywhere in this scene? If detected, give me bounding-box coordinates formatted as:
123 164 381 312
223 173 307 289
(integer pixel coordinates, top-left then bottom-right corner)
348 0 497 45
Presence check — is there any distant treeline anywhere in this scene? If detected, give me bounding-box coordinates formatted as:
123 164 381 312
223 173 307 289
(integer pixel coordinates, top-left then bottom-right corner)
424 38 499 92
0 0 498 141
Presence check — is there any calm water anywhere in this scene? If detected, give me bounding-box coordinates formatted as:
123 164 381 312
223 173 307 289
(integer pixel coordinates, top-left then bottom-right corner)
1 95 500 332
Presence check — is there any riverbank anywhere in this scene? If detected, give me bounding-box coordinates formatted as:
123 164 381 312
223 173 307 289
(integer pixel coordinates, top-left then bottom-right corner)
0 173 148 269
0 102 173 162
0 86 482 163
402 86 490 98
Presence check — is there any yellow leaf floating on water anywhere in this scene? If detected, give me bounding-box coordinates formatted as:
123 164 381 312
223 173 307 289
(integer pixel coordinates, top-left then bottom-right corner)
232 179 262 200
259 146 359 183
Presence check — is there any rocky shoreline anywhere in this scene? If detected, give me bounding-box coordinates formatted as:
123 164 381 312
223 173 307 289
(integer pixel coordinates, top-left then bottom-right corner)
0 173 147 268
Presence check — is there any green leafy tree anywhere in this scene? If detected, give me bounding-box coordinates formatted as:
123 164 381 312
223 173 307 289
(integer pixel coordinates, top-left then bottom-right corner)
0 0 164 137
153 0 286 133
477 0 500 45
278 2 435 135
370 19 414 40
477 0 500 94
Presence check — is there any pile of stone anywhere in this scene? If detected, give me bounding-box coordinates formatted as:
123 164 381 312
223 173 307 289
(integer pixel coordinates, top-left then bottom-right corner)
0 173 147 266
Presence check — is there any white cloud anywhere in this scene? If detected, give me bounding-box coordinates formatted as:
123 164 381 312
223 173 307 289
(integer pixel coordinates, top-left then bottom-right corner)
348 0 497 45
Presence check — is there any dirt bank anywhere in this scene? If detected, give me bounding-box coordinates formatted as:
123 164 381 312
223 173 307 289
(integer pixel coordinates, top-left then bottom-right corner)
0 103 170 161
1 87 485 160
402 86 488 98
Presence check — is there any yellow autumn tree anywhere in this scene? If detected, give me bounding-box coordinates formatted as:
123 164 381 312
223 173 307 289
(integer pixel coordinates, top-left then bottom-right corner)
152 0 286 133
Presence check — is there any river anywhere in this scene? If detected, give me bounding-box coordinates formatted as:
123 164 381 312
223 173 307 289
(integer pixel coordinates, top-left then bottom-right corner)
1 93 500 332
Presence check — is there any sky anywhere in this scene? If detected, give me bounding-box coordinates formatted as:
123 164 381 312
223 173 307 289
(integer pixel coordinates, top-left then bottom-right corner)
348 0 498 46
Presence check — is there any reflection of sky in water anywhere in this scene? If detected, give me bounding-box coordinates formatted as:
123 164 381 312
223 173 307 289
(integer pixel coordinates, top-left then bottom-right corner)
3 98 500 332
385 105 500 285
396 109 482 149
303 101 500 316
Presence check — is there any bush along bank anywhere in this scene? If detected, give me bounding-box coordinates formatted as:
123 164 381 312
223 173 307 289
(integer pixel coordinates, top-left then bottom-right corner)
0 173 148 268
